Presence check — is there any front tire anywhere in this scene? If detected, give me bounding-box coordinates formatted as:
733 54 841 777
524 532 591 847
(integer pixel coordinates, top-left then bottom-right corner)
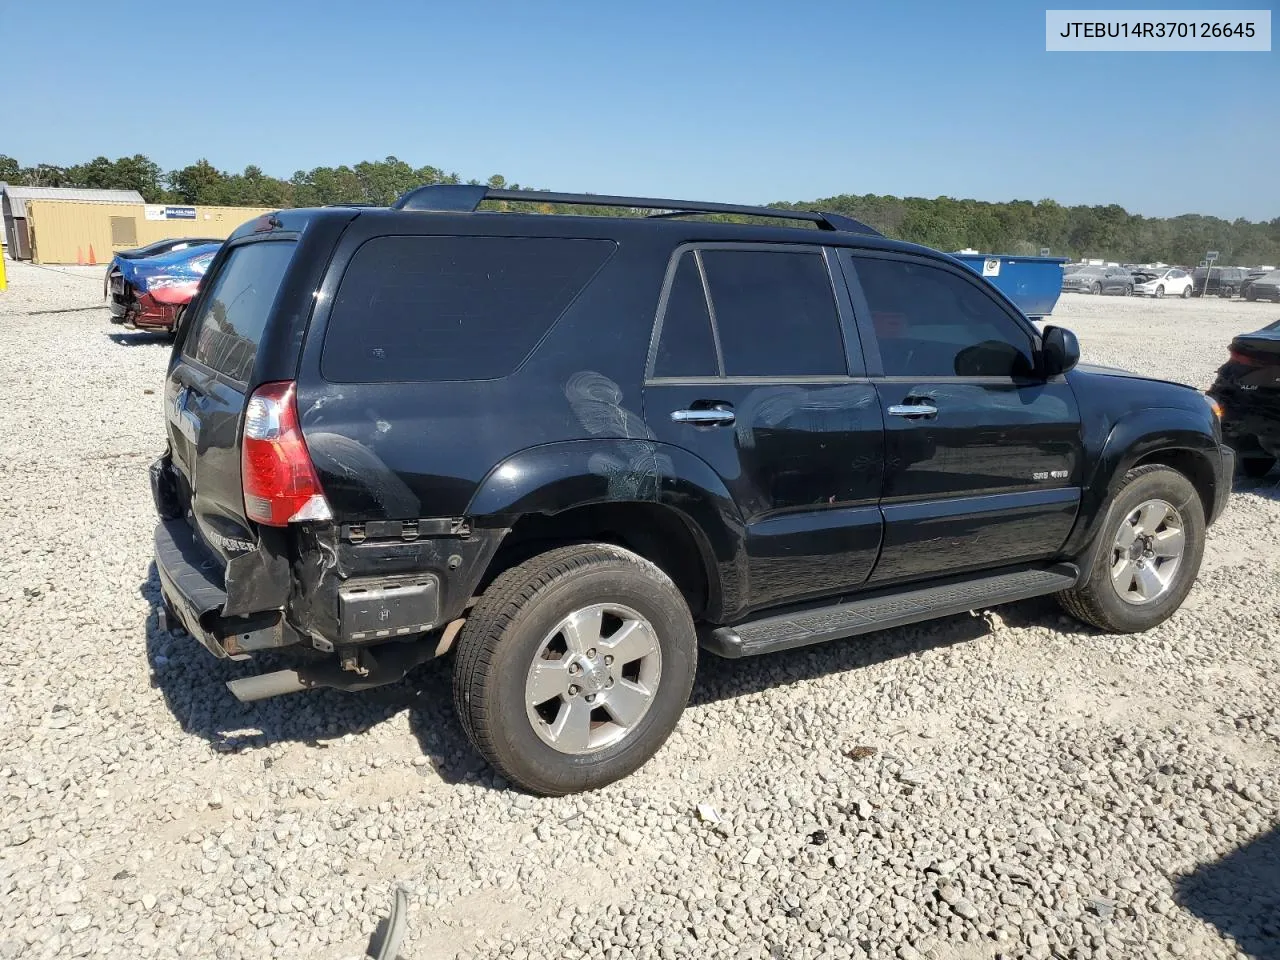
452 543 697 795
1090 282 1102 295
1125 284 1133 297
1155 285 1166 299
1058 465 1205 633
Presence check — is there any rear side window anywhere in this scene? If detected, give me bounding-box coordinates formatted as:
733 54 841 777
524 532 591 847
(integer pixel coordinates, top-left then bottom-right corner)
699 249 845 377
652 253 718 378
183 240 296 383
322 236 615 383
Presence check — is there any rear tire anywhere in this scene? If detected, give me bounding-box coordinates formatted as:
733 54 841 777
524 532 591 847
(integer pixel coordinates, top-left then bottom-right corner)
452 543 697 795
1057 465 1205 633
1240 456 1276 479
1220 286 1235 299
1181 284 1193 299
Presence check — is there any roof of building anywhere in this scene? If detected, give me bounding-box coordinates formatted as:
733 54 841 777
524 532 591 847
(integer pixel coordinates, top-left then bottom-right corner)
1 184 144 218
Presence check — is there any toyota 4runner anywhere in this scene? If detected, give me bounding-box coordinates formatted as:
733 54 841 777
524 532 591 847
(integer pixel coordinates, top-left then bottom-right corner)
152 186 1234 795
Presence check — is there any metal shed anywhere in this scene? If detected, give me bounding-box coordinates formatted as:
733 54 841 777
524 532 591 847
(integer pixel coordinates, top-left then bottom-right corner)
2 185 144 262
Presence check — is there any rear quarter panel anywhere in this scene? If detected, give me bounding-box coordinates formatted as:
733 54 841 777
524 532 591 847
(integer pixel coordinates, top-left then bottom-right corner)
294 216 674 522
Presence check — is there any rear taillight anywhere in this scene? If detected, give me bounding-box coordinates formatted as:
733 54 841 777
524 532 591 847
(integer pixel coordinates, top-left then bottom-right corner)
1229 347 1262 367
241 381 332 526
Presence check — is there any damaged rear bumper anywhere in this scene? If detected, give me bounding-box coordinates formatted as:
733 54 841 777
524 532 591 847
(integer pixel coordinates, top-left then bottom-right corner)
154 519 301 659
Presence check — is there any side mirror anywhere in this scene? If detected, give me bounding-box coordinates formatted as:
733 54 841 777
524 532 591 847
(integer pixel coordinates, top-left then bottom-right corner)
1040 325 1080 377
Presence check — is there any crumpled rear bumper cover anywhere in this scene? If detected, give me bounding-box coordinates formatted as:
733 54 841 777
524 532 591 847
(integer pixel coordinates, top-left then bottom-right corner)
154 519 298 659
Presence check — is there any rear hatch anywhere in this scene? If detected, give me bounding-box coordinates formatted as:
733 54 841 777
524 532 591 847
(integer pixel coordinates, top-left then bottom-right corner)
164 237 300 567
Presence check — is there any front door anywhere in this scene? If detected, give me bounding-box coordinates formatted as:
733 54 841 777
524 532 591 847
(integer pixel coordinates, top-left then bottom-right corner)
643 243 884 619
842 251 1083 585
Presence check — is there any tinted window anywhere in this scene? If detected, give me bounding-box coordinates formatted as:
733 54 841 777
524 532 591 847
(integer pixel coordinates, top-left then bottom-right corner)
183 240 296 383
323 236 615 383
699 249 845 377
652 253 718 378
853 256 1035 378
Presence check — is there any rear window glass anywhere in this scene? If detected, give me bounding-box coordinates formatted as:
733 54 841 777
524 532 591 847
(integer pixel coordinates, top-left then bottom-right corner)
322 236 616 383
182 240 296 383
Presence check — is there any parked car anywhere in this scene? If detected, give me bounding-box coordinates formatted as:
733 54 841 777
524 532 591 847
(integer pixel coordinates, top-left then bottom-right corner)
1240 269 1270 299
151 188 1233 795
1192 266 1249 298
103 237 221 301
1244 270 1280 302
1132 267 1195 299
1209 318 1280 477
1061 265 1133 296
108 242 220 334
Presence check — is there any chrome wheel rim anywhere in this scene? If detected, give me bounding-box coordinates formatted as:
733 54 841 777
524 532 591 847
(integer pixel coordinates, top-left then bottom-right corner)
1110 499 1185 605
524 603 662 755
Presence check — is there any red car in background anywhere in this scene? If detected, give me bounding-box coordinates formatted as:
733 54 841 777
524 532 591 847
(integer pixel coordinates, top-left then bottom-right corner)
106 241 221 336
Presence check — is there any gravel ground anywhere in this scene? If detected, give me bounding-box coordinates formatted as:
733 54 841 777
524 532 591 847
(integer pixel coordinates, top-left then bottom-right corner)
1 263 1278 960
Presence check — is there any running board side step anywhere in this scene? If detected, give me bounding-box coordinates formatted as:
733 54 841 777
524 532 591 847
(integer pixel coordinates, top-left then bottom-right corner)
705 565 1079 658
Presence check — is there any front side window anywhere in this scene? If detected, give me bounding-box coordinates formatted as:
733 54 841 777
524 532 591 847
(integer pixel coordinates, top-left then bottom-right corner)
852 255 1035 378
699 249 846 377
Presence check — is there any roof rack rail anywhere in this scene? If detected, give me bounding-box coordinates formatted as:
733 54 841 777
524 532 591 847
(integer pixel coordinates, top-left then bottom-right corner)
389 185 882 236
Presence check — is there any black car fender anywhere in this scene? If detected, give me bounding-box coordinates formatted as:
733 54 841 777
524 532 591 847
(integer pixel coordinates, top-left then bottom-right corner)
466 439 749 619
1061 404 1222 571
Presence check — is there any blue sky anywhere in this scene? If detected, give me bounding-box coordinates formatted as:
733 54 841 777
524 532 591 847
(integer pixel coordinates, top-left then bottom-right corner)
6 0 1277 219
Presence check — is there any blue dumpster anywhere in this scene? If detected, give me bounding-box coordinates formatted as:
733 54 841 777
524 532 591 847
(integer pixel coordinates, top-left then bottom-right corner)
950 253 1070 319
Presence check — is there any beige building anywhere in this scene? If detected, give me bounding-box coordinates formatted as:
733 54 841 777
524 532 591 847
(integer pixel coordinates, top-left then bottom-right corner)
2 185 275 264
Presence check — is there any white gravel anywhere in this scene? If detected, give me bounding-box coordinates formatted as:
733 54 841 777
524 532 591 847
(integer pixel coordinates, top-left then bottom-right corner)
1 263 1278 960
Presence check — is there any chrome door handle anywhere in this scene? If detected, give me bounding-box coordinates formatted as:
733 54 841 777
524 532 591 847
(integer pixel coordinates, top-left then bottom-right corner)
671 408 735 426
887 404 938 418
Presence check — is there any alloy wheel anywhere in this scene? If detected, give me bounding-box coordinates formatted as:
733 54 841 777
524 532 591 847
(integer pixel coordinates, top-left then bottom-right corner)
1110 499 1185 605
524 603 662 754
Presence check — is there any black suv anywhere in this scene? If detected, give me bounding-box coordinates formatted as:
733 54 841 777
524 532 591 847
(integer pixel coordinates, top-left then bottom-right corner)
1191 266 1248 298
152 186 1234 795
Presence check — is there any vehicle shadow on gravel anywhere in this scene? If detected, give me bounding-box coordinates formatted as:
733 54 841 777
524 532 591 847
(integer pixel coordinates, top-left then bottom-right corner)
689 605 1001 706
1235 474 1280 503
1174 824 1280 960
108 331 171 347
139 565 489 787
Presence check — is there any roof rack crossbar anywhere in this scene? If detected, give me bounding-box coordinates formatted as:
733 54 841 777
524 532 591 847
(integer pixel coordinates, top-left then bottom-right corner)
390 185 882 236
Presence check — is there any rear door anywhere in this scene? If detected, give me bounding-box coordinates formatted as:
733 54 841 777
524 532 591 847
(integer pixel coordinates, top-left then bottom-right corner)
643 243 884 618
165 237 298 564
842 251 1083 585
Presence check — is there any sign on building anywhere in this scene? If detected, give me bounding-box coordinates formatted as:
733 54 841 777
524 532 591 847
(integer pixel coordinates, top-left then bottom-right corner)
144 205 198 221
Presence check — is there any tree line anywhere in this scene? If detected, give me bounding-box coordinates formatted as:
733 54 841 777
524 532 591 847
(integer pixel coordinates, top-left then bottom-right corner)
3 153 1277 267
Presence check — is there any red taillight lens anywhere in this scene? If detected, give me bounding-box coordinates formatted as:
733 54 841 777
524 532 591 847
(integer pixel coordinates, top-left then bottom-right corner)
1229 348 1262 367
241 381 332 526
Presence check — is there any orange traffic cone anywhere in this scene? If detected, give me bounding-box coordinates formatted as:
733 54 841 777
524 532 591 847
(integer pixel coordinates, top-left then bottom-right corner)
77 247 85 265
88 245 97 265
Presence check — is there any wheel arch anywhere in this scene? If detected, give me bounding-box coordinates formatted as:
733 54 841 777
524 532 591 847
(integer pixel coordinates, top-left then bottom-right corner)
1061 405 1223 567
466 440 748 621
